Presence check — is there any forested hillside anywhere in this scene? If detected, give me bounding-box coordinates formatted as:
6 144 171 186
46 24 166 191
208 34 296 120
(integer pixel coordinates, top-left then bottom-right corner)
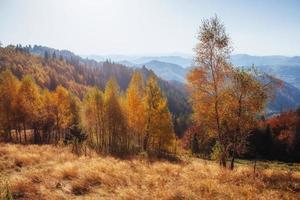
0 45 191 136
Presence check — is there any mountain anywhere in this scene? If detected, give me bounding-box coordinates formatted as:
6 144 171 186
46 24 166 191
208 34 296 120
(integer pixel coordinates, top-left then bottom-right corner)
116 54 300 90
83 53 300 70
140 60 188 83
131 54 300 90
230 54 300 89
115 54 300 113
82 54 140 63
255 65 300 89
231 54 300 66
83 54 193 68
139 59 300 113
131 56 192 68
267 78 300 114
117 60 137 67
115 59 189 83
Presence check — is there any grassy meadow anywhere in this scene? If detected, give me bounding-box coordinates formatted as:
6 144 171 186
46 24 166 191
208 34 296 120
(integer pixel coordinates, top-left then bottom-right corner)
0 143 299 200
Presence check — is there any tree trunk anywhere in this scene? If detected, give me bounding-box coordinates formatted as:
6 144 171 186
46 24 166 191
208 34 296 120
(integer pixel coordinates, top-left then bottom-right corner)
230 156 235 170
143 133 149 152
23 123 27 143
14 129 18 143
220 152 227 168
16 125 21 143
33 128 41 144
8 129 12 142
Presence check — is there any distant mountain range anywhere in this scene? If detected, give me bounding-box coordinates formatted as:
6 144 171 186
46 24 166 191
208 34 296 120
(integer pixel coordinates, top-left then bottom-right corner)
84 55 193 68
118 60 188 83
85 54 300 87
93 53 300 113
231 54 300 89
264 76 300 114
231 54 300 66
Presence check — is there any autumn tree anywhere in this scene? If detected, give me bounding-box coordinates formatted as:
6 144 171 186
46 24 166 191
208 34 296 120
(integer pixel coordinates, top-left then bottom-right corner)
52 86 74 143
104 78 128 155
224 68 269 169
40 89 56 143
82 87 105 152
188 16 232 167
188 16 276 168
15 76 42 143
125 71 146 151
65 95 87 155
0 70 19 141
266 110 300 161
143 75 175 154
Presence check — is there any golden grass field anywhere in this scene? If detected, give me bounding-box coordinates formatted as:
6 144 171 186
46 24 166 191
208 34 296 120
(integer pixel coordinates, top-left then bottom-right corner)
0 143 300 200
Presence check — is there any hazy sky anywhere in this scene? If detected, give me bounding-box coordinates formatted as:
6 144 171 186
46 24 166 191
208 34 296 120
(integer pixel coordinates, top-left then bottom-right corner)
0 0 299 56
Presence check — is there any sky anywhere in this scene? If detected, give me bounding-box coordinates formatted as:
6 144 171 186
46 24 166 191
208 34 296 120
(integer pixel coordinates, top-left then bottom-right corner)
0 0 299 56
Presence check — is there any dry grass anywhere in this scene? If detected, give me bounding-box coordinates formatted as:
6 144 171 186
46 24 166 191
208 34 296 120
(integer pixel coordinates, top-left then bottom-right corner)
0 143 300 200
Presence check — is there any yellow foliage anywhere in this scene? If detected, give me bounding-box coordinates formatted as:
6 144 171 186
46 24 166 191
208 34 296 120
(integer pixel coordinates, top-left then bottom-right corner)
144 76 175 152
125 71 146 149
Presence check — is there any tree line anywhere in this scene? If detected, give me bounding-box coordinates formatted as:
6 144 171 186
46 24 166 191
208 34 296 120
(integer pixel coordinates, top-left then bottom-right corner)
0 70 176 156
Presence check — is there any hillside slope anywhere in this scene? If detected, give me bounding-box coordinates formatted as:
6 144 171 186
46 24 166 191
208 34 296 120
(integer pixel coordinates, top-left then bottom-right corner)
231 54 300 89
0 45 192 137
1 144 300 200
0 46 191 119
142 60 188 83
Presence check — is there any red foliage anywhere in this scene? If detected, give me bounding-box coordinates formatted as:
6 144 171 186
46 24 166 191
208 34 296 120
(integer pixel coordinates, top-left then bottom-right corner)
267 111 300 148
267 112 297 131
